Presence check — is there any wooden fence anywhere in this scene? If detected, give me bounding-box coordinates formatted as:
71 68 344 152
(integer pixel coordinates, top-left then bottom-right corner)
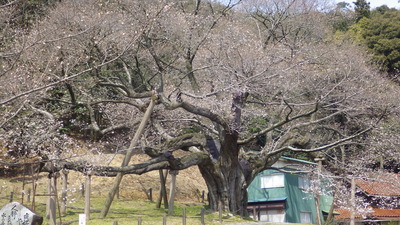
0 168 217 225
0 189 233 225
110 208 213 225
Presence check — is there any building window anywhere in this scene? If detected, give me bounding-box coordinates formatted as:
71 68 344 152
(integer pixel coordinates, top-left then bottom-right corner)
260 209 285 222
298 176 310 190
261 174 284 188
300 212 312 224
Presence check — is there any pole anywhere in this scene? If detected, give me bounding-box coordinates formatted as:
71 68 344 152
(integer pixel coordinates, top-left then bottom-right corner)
168 170 178 215
149 188 153 202
46 174 51 219
31 165 36 210
350 177 355 225
201 208 205 225
100 95 156 218
61 169 69 215
156 169 169 209
182 208 186 225
314 156 324 225
85 171 93 221
49 173 57 225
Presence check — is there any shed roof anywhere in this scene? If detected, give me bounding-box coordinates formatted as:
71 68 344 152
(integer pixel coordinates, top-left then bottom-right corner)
248 197 287 203
355 173 400 196
335 208 400 220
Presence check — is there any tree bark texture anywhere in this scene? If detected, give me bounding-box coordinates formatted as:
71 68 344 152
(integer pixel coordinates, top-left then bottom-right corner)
49 174 57 225
85 171 93 220
156 169 169 209
61 169 68 215
199 130 250 216
168 170 178 215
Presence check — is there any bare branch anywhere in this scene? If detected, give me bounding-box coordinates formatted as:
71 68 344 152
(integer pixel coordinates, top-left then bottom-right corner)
30 105 55 121
0 0 19 9
159 118 219 135
238 102 319 144
0 49 130 105
159 93 229 129
43 27 94 44
98 81 130 96
0 102 25 128
181 101 229 129
268 127 373 155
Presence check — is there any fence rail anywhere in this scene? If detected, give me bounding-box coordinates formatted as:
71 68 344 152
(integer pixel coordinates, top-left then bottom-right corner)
0 170 232 225
114 208 219 225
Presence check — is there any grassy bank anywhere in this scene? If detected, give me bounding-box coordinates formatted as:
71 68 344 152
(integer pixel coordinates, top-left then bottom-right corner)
0 177 250 225
39 197 249 225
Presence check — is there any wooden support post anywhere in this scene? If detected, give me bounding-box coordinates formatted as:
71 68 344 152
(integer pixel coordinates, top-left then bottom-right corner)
31 164 37 211
100 96 155 218
200 208 205 225
85 171 93 221
31 165 36 211
182 208 186 225
27 188 31 203
156 169 169 209
46 174 51 219
168 170 178 216
149 188 153 202
162 215 167 225
61 169 69 215
81 183 85 198
21 171 25 204
116 186 120 199
350 177 355 225
137 217 142 225
314 156 324 225
49 173 57 225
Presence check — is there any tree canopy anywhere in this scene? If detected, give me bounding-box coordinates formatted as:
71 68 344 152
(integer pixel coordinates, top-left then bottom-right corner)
353 0 370 21
351 7 400 74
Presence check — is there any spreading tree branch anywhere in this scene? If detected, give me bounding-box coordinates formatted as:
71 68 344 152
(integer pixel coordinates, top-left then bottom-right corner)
268 127 373 156
37 151 209 177
238 102 319 144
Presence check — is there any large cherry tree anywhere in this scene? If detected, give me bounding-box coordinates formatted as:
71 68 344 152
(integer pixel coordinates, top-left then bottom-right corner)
1 0 398 216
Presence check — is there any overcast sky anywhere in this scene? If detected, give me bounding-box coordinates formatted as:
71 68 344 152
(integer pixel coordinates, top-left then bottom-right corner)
337 0 399 9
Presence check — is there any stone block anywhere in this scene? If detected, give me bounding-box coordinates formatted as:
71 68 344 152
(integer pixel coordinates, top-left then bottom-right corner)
0 202 43 225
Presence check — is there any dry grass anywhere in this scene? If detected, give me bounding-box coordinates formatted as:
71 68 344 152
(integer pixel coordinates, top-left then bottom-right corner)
0 152 253 224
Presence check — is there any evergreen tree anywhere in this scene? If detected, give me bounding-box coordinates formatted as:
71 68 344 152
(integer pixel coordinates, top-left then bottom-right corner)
353 0 371 21
331 2 354 31
350 7 400 74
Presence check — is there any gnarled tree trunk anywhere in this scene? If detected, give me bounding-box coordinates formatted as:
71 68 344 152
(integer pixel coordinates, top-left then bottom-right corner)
199 130 250 216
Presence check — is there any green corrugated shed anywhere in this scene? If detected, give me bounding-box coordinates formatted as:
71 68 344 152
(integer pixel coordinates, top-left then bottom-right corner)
247 157 333 224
